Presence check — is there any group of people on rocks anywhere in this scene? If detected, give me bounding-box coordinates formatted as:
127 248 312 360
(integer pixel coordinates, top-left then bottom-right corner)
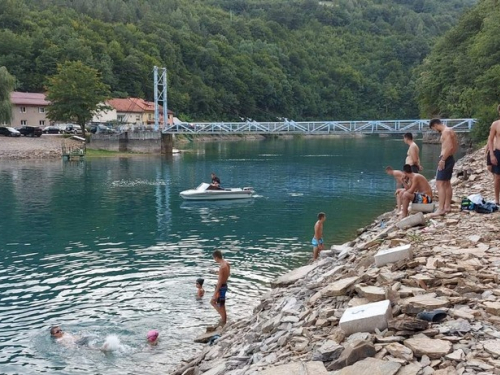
385 118 460 218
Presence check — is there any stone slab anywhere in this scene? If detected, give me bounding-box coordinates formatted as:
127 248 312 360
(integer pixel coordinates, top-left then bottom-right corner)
271 264 317 288
375 244 412 267
339 357 401 375
404 337 452 359
483 340 500 356
321 276 359 297
355 285 386 302
339 300 392 335
259 361 328 375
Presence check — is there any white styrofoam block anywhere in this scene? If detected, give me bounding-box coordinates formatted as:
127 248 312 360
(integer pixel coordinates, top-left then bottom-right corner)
374 244 412 267
339 300 392 335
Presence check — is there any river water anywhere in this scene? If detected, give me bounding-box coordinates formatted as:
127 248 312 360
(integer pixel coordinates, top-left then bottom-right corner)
0 136 448 374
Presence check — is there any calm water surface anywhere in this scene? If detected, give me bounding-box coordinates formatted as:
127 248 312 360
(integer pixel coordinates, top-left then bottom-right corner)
0 137 449 374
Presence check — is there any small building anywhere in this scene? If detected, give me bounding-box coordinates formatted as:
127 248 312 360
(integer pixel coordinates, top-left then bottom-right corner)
9 92 49 127
108 98 173 127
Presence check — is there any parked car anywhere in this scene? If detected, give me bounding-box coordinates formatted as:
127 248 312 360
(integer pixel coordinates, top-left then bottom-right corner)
95 124 118 134
42 126 61 134
63 124 82 134
17 125 42 137
0 127 21 137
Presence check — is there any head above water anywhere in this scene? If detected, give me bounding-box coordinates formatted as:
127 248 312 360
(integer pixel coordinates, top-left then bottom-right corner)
385 166 394 174
196 278 204 287
317 212 326 221
212 249 223 260
50 326 63 338
147 330 159 342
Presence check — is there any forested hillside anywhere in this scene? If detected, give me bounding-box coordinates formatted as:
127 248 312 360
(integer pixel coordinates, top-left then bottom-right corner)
415 0 499 140
0 0 475 121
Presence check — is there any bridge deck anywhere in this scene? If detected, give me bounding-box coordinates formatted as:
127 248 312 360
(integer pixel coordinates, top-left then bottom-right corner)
161 119 475 134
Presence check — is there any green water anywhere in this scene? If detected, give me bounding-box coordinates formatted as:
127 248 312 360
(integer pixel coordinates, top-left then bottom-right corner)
0 136 448 374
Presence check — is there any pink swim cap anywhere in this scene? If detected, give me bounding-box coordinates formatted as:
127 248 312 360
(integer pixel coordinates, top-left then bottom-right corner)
147 329 159 342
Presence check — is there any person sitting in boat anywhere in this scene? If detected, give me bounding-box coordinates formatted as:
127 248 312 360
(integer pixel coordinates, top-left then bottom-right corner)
208 173 222 190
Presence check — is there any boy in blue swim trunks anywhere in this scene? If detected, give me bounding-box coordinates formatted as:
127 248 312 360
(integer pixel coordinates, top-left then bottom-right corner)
312 212 326 260
211 250 230 327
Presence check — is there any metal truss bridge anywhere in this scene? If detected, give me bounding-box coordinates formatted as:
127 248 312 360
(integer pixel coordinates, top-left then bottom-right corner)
162 118 475 135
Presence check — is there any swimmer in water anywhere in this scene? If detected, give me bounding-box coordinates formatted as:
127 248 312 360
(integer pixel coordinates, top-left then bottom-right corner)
196 278 205 299
50 325 89 347
147 330 159 346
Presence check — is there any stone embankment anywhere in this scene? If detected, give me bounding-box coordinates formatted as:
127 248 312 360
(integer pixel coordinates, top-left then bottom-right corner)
172 146 500 375
0 136 83 159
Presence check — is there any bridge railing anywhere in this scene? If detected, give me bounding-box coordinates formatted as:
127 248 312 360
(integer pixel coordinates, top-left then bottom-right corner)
162 119 476 134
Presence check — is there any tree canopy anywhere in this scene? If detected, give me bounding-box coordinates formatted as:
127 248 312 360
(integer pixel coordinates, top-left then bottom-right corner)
46 61 110 137
0 0 475 122
0 66 15 125
415 0 499 141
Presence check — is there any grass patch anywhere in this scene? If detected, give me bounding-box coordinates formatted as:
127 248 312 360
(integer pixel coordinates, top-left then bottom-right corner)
85 149 143 157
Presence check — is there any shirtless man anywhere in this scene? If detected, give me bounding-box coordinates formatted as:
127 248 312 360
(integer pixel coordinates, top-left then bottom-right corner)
400 164 433 217
385 166 410 213
404 133 422 173
312 212 326 260
487 105 500 204
211 250 230 326
429 119 459 216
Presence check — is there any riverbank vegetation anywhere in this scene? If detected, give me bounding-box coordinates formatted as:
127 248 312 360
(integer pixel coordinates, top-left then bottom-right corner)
0 0 474 123
415 0 499 142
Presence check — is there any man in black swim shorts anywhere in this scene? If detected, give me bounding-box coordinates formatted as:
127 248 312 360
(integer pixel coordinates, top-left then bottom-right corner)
429 119 459 216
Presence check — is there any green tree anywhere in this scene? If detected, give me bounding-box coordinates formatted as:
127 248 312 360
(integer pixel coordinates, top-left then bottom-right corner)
46 61 110 138
0 66 15 125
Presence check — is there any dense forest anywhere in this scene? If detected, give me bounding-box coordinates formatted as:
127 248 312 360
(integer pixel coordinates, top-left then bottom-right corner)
415 0 500 140
0 0 475 122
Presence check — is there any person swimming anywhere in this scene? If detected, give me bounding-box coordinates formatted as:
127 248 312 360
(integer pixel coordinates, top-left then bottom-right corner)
196 278 205 298
147 330 159 346
50 325 89 347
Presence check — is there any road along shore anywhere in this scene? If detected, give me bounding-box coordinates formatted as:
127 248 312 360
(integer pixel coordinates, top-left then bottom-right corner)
172 146 500 375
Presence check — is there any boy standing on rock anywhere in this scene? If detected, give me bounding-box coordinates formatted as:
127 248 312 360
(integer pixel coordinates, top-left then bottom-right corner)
487 104 500 205
211 250 230 327
312 212 326 260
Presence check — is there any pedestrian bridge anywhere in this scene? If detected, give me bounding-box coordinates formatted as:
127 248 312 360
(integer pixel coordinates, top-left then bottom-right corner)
162 118 476 135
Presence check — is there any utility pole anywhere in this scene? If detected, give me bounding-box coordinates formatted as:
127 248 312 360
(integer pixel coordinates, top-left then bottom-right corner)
154 66 168 131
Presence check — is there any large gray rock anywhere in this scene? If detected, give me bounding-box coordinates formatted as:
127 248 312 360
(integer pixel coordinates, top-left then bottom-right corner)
404 337 452 359
328 340 376 371
259 361 328 375
339 357 401 375
322 276 359 297
271 264 317 288
483 340 500 356
312 340 344 362
202 362 226 375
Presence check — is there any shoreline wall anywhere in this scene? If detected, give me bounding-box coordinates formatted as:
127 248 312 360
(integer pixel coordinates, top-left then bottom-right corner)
171 146 500 375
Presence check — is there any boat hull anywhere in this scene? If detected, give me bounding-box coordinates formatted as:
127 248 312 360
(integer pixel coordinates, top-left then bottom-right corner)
180 190 254 200
180 183 255 200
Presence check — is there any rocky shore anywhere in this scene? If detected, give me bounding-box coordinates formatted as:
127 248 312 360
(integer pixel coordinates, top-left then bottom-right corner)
172 146 500 375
